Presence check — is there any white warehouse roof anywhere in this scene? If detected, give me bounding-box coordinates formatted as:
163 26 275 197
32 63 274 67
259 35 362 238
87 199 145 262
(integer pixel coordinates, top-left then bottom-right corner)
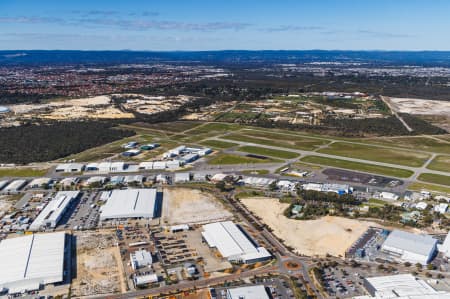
227 285 269 299
202 221 271 263
382 230 437 264
359 274 450 299
29 191 80 231
100 188 157 220
0 232 66 294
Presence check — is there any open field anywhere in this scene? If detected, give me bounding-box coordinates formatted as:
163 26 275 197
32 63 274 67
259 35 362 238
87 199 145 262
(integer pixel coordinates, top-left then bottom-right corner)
132 121 202 133
427 155 450 172
0 167 49 177
223 133 327 151
162 187 232 225
301 155 414 178
240 129 331 148
363 136 450 155
208 153 281 165
318 142 430 167
10 95 135 120
199 139 238 149
388 97 450 116
241 197 375 257
71 231 125 297
237 145 299 159
187 122 242 134
407 182 450 195
418 173 450 187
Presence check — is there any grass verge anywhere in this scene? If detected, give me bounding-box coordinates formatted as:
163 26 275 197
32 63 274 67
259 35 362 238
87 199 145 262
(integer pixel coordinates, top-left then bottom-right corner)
300 155 414 178
208 154 281 165
318 142 430 167
238 146 299 159
418 173 450 187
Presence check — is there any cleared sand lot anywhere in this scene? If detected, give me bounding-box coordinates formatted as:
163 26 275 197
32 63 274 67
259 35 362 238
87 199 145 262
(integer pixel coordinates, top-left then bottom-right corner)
10 95 134 120
388 97 450 115
0 198 11 218
71 231 126 297
163 187 232 225
241 197 376 257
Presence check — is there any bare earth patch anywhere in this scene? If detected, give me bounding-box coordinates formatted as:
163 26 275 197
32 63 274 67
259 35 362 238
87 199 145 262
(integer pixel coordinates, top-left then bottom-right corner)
388 97 450 116
71 231 126 297
162 187 232 225
241 197 377 257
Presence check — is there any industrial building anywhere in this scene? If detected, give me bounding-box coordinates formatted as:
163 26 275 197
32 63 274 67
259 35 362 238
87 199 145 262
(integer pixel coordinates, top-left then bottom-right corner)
226 285 269 299
355 274 450 299
202 221 271 264
100 188 158 221
55 163 85 173
381 230 437 265
174 172 191 183
85 162 126 173
3 179 27 192
0 180 9 190
133 274 158 287
302 183 352 194
140 143 160 150
29 191 80 231
439 231 450 258
27 177 52 189
122 149 141 157
0 232 67 294
380 192 399 201
130 249 153 270
239 176 275 188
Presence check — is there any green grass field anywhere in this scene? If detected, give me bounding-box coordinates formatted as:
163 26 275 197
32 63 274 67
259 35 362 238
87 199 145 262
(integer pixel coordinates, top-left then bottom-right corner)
408 182 450 195
300 155 414 178
238 146 299 159
0 168 49 177
318 142 430 167
240 129 331 149
362 136 450 155
208 153 280 165
223 133 326 151
418 173 450 187
188 122 242 134
200 139 238 149
427 155 450 172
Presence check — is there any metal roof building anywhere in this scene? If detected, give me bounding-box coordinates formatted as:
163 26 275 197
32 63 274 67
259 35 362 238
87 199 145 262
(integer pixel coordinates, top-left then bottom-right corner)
202 221 271 264
100 188 158 221
355 274 450 299
227 285 269 299
130 249 153 270
0 232 66 294
55 163 84 173
29 191 80 231
3 179 27 192
381 230 437 265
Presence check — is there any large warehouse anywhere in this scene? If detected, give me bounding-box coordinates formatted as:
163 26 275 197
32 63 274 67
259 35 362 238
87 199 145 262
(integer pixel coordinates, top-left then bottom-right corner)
381 230 437 265
29 191 80 231
202 221 271 264
100 188 158 221
0 232 67 294
226 285 269 299
355 274 450 299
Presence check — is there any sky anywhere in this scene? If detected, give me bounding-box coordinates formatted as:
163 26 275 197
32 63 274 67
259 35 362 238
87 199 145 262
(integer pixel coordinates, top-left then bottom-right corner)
0 0 449 51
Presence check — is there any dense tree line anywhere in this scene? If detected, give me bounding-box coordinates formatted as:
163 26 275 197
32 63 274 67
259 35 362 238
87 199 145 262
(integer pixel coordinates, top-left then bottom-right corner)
0 121 134 164
248 113 446 137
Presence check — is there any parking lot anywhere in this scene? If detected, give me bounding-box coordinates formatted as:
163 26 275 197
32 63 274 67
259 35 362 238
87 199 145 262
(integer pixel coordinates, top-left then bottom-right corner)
57 191 100 231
